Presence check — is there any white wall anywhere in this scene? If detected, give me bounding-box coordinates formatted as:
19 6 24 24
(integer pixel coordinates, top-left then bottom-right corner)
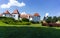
2 14 11 17
29 17 33 21
12 14 19 20
32 16 40 22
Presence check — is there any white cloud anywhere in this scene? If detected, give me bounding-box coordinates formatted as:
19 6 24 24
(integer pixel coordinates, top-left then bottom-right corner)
45 13 49 17
0 0 25 8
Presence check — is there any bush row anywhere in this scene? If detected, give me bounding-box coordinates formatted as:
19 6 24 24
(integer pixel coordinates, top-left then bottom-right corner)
42 23 60 27
0 17 40 25
0 17 31 25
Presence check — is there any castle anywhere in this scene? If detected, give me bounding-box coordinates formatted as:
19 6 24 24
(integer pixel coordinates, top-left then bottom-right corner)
0 9 40 22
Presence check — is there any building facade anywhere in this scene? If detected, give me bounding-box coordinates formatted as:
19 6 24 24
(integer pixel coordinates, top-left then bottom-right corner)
0 10 40 22
32 13 40 22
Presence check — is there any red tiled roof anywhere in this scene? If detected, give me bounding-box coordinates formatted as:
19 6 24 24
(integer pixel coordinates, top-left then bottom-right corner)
34 13 40 16
20 14 28 18
27 14 33 17
20 14 30 19
3 10 10 14
0 14 2 16
12 9 19 14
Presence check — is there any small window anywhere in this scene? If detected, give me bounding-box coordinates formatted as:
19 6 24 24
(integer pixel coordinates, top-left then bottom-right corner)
13 15 15 17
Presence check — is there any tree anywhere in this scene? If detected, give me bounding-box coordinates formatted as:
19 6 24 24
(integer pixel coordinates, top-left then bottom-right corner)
45 16 58 23
45 16 52 23
52 16 58 23
58 16 60 21
43 16 46 20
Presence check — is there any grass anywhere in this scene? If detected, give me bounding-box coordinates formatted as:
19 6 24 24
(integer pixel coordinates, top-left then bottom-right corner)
0 21 8 25
1 21 60 38
0 26 60 38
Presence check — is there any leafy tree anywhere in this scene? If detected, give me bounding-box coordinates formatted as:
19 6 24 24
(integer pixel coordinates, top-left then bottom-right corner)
57 16 60 21
52 16 58 23
43 16 46 20
45 17 52 23
45 16 58 23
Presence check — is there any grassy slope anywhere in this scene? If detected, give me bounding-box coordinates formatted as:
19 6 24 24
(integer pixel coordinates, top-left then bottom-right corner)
0 21 8 25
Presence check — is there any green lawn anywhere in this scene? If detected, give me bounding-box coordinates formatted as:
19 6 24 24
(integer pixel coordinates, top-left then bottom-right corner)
0 22 60 38
0 21 7 25
0 26 60 38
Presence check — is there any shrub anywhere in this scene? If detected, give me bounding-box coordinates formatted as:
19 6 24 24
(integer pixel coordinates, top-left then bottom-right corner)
12 22 31 25
0 17 31 25
30 21 40 24
42 23 48 26
41 21 48 26
48 23 60 27
22 18 29 22
0 17 15 24
2 17 15 24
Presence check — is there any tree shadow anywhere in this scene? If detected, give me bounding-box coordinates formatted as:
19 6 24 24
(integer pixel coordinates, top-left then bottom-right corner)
0 26 60 38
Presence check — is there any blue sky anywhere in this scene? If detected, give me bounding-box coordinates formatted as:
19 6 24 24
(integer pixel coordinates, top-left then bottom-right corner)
0 0 60 19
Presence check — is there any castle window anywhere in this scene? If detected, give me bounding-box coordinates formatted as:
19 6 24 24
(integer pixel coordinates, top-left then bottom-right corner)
14 15 15 17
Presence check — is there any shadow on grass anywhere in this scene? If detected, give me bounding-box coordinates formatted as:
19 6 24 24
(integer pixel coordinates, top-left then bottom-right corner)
0 26 60 38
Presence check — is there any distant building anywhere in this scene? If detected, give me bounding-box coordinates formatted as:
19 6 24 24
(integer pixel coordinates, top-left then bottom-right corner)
12 10 20 20
2 10 11 17
20 12 29 19
32 13 40 22
0 14 3 17
20 12 33 21
0 10 40 22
